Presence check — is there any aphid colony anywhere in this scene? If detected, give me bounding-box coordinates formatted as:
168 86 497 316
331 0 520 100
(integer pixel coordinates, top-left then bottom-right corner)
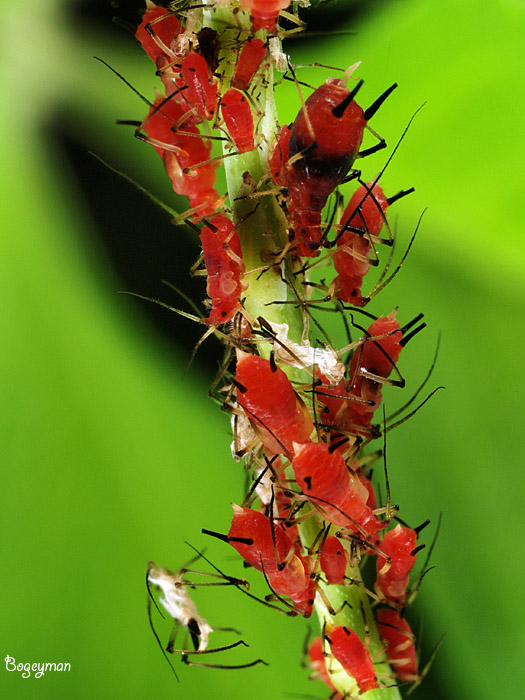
133 1 434 695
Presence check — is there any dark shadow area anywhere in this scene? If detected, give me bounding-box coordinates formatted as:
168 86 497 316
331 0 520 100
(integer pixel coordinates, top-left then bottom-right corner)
49 117 226 380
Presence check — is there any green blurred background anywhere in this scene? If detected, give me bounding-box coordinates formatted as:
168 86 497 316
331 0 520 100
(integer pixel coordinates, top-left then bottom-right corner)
2 0 524 698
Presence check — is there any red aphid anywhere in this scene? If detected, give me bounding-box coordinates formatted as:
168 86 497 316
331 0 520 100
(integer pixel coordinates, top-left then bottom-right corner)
199 215 245 325
269 125 291 187
181 51 218 122
228 505 316 615
320 535 347 585
349 312 403 382
239 0 291 33
143 93 220 217
235 351 314 457
334 183 390 306
308 637 342 697
291 442 383 535
285 79 367 256
377 609 419 682
376 525 418 606
341 313 403 436
328 625 378 693
135 4 181 63
221 88 256 153
232 38 267 91
144 95 221 216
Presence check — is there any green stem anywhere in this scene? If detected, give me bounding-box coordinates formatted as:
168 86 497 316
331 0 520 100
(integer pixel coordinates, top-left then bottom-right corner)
206 4 402 698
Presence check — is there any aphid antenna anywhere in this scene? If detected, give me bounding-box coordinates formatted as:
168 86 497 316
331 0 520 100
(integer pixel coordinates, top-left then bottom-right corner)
381 386 445 436
365 208 426 304
285 59 316 143
94 56 155 108
89 152 180 222
162 280 203 318
407 513 442 603
407 632 446 694
387 333 441 422
379 406 394 524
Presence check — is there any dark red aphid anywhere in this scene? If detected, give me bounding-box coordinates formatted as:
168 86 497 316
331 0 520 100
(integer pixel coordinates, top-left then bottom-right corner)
284 78 395 256
235 351 314 457
328 625 378 693
221 88 256 153
199 215 246 325
334 183 390 306
227 505 316 615
376 525 418 606
377 609 419 682
232 38 267 91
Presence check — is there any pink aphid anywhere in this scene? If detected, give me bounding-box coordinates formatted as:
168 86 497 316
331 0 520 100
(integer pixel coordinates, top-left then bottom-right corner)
235 351 313 457
239 0 291 33
199 215 245 325
232 38 267 91
320 535 347 585
334 183 389 306
328 625 378 693
181 51 218 122
291 442 383 535
377 609 419 682
221 88 255 153
227 505 316 615
376 525 418 606
135 4 181 63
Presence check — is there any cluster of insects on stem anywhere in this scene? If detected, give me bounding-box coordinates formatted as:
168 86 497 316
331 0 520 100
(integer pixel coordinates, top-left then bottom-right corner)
108 1 442 697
